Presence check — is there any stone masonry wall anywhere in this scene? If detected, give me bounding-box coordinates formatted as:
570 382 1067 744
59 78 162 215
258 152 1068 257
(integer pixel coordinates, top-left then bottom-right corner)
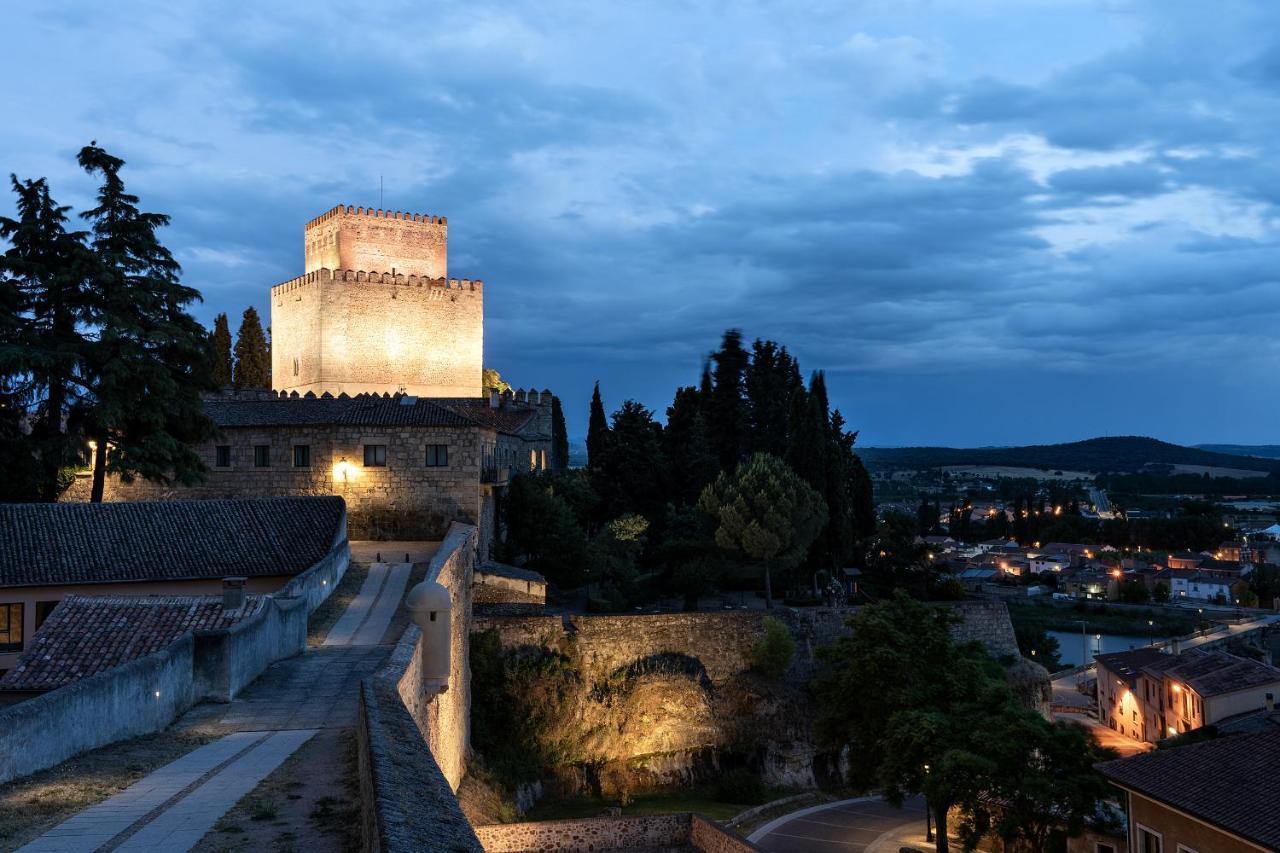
63 424 487 540
304 206 448 279
272 268 482 399
473 813 759 852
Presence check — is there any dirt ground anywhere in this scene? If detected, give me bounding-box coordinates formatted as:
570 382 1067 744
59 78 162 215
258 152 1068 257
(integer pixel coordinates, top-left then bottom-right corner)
192 728 361 853
0 730 215 850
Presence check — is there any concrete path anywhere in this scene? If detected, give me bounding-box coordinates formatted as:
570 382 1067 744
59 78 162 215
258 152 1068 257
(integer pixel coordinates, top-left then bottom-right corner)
18 730 316 853
322 562 412 647
750 796 927 852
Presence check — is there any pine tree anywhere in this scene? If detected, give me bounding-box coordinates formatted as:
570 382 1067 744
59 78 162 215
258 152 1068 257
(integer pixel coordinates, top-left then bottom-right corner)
209 312 233 387
76 142 215 502
233 306 270 389
0 175 93 500
706 329 749 470
551 395 569 470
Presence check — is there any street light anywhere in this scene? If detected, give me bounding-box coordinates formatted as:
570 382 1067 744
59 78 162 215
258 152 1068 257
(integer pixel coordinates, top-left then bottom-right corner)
923 764 933 843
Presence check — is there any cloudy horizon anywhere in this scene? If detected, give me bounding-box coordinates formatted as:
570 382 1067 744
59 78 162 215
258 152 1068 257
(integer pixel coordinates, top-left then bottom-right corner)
4 1 1279 447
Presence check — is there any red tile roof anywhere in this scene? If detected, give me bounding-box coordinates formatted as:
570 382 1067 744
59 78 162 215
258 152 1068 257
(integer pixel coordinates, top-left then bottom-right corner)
0 594 263 691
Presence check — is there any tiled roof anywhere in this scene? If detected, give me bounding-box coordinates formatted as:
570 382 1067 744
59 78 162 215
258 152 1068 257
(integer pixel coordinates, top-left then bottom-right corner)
205 394 538 435
0 497 344 588
477 561 547 584
1098 727 1280 849
1095 647 1173 687
0 594 264 691
1153 649 1280 698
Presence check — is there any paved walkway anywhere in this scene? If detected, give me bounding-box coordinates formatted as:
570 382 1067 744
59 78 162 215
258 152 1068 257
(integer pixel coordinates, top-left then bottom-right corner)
750 796 927 852
322 562 413 647
17 731 316 853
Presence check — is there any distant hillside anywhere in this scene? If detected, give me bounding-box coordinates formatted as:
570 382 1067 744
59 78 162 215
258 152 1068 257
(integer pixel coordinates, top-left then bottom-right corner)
858 436 1280 475
1195 444 1280 460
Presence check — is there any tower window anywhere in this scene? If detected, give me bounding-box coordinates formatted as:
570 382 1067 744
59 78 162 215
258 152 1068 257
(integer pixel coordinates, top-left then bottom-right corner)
215 446 232 468
254 445 271 467
364 445 387 467
293 357 299 376
425 445 448 467
293 445 311 468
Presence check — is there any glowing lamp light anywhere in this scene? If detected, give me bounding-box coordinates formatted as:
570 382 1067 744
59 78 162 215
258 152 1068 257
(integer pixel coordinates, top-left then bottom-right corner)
333 456 356 484
154 690 161 698
1168 727 1177 737
1172 684 1181 693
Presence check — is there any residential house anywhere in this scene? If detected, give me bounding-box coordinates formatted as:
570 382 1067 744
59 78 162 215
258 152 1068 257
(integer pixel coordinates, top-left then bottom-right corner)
0 497 348 674
1098 726 1280 852
1168 570 1234 604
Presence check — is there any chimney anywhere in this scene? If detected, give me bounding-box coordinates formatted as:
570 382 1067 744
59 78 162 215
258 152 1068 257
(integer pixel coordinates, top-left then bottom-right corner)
1267 691 1275 712
222 577 247 612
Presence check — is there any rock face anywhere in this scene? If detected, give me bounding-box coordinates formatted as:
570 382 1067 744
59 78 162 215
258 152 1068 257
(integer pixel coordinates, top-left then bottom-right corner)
471 600 1052 798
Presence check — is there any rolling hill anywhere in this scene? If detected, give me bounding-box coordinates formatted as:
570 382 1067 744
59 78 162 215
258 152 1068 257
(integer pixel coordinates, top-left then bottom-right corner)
858 436 1280 475
1195 444 1280 460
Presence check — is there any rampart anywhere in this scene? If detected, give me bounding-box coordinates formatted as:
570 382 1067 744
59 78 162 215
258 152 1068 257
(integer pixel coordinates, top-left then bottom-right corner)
357 523 480 851
0 523 349 785
474 814 758 852
304 205 448 280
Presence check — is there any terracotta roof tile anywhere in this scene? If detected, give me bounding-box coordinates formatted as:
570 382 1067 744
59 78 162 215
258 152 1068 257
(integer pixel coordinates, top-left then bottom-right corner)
0 497 344 588
0 594 264 691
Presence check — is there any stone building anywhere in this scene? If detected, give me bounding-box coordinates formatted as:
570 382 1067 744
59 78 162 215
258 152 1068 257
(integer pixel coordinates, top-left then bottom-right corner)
63 204 556 548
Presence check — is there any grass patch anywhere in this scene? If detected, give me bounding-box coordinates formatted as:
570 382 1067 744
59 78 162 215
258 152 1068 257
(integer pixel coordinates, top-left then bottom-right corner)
0 730 214 850
307 561 370 645
1005 600 1199 637
247 795 280 821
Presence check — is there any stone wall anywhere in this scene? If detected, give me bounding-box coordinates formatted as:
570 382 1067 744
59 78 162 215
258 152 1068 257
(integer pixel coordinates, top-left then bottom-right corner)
63 424 489 541
0 532 348 784
304 206 448 279
473 813 758 852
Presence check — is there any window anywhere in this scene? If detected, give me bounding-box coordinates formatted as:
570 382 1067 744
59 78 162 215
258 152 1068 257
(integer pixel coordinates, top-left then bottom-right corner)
292 356 300 376
34 601 58 630
1176 846 1199 853
254 445 271 467
364 444 387 467
1137 825 1162 853
1096 845 1116 853
0 603 23 652
215 445 231 468
425 445 448 467
293 445 311 468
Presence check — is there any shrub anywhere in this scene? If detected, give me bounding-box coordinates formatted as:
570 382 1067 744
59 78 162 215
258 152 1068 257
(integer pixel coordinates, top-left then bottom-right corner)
716 768 767 805
751 616 796 679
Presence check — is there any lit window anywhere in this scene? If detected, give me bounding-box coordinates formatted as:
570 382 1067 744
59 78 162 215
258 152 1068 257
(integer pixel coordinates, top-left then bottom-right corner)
0 603 23 652
254 445 271 467
425 445 448 467
215 445 231 468
293 445 311 468
364 445 387 467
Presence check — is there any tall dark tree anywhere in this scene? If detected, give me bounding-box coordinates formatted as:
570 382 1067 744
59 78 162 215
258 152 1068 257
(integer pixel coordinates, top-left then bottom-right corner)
664 385 718 506
745 339 801 456
550 395 569 470
604 400 668 522
76 142 215 502
0 176 92 500
706 329 749 470
233 306 270 389
586 381 609 472
209 312 233 388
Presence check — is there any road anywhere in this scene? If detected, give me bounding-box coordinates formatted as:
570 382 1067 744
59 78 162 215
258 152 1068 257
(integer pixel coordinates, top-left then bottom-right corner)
749 796 927 852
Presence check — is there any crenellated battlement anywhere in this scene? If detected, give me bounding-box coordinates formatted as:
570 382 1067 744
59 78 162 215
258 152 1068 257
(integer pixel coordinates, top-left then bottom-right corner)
272 268 482 297
304 204 447 231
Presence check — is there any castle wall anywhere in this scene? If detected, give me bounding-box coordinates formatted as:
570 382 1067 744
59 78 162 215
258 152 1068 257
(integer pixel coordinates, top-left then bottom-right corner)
304 205 447 279
271 269 483 399
63 423 491 541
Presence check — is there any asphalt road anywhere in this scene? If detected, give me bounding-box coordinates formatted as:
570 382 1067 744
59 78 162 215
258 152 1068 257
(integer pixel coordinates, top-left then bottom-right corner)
750 796 927 852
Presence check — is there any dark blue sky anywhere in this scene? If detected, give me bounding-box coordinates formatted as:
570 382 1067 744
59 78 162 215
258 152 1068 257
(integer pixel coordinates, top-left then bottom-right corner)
5 2 1280 446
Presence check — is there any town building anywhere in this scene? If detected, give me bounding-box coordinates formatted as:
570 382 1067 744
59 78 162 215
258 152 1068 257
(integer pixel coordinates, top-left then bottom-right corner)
1097 726 1280 852
1096 647 1280 744
0 497 347 674
1168 569 1235 603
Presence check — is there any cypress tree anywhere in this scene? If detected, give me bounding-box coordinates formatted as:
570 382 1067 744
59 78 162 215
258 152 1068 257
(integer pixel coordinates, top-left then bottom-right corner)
76 142 215 502
0 175 93 500
706 329 748 470
664 385 718 506
551 395 569 470
586 382 609 472
209 312 233 387
233 306 270 389
745 338 802 457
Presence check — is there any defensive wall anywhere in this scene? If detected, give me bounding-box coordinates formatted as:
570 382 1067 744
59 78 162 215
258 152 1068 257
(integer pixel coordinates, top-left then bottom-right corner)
357 522 481 851
0 522 349 785
473 814 758 852
303 205 448 279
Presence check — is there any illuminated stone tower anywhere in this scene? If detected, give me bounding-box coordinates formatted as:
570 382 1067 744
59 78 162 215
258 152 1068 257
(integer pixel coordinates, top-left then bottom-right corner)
271 205 483 399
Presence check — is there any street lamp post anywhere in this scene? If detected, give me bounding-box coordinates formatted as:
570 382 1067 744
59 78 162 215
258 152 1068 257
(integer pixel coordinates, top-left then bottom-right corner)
923 763 933 843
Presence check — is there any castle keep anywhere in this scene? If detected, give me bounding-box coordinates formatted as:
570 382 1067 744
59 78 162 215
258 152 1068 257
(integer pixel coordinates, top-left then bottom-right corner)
64 205 552 546
272 205 483 399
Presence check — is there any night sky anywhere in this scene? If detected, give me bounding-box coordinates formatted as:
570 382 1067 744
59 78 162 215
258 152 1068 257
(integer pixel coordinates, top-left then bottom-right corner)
4 2 1279 446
